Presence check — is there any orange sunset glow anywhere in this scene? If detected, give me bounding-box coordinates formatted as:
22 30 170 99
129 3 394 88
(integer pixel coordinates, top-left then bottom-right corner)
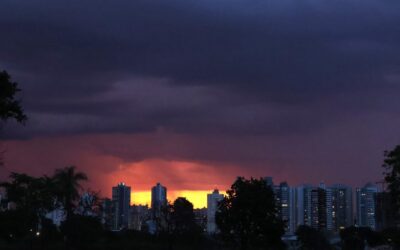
104 159 235 207
131 190 226 208
2 137 280 209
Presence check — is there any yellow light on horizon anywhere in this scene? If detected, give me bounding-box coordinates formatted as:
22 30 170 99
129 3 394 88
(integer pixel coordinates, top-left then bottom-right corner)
131 190 226 209
131 191 151 206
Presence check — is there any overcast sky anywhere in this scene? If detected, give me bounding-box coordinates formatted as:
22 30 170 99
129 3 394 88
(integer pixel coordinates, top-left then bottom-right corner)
1 0 400 196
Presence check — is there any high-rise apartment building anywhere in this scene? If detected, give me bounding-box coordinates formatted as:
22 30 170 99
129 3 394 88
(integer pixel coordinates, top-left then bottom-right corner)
263 177 297 234
207 189 224 234
356 183 378 230
310 187 327 230
295 183 353 232
112 182 131 230
151 183 167 217
275 182 296 234
295 185 312 228
295 184 327 231
326 184 353 231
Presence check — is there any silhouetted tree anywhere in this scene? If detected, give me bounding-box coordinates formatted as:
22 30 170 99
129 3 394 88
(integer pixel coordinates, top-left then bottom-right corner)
296 225 331 250
0 173 56 241
383 145 400 225
0 168 110 249
162 197 202 250
40 217 63 243
171 197 197 235
340 226 365 250
0 70 27 165
0 173 52 210
216 177 285 250
53 166 88 221
0 209 35 241
340 226 386 250
153 201 173 235
382 227 400 249
0 70 27 124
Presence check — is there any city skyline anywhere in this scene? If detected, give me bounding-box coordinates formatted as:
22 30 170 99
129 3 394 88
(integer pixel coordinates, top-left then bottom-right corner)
108 178 381 209
100 177 388 236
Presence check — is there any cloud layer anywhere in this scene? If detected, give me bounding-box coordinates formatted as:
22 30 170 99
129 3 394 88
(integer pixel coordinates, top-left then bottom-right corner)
1 0 400 193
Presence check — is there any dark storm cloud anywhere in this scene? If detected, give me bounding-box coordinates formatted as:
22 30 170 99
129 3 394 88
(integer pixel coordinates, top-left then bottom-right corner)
1 0 400 138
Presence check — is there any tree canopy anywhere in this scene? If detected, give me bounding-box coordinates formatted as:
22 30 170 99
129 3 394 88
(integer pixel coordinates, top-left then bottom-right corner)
216 177 285 250
0 70 27 124
53 166 88 220
340 226 386 250
171 197 198 236
296 225 332 250
383 145 400 224
0 166 89 244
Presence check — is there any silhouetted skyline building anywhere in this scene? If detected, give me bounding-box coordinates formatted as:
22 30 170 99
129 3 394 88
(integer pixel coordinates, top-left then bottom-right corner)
295 184 327 231
207 189 224 234
264 177 298 234
275 182 296 234
151 182 167 217
112 182 131 230
311 186 327 230
295 184 312 228
356 183 378 230
326 184 353 231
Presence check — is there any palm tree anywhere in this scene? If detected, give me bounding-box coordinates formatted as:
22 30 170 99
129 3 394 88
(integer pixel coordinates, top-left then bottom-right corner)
53 166 88 220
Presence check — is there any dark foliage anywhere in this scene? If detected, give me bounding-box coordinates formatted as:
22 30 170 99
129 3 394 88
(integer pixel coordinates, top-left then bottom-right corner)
171 197 199 235
53 166 88 220
60 214 104 249
216 177 285 250
296 225 331 250
0 167 88 245
0 173 56 242
0 173 55 212
156 197 204 250
340 226 387 249
0 70 27 123
383 145 400 224
40 218 63 242
0 70 26 165
381 227 400 249
0 209 36 241
0 169 225 250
